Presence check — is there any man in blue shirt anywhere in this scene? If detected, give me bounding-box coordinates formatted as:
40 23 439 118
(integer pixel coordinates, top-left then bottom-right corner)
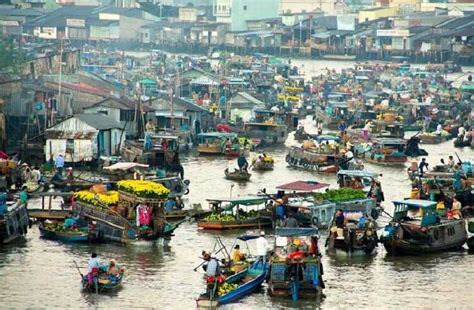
55 154 65 176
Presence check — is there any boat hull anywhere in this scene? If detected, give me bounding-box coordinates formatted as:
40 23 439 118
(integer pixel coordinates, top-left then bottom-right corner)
197 218 272 230
224 169 251 181
381 220 467 255
0 203 29 245
197 263 266 306
39 225 90 243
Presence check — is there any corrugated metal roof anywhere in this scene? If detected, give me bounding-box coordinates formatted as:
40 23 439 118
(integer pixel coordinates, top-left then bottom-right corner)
76 113 122 130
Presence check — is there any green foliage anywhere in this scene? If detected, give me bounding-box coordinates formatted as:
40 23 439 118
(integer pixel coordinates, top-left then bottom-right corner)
0 37 25 73
314 188 366 202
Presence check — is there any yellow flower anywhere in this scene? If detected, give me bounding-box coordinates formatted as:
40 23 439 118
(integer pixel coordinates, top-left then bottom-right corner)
117 180 170 199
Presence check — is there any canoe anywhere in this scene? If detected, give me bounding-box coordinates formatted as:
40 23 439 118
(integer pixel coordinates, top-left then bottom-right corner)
82 273 124 292
196 261 266 307
39 223 90 243
224 168 251 181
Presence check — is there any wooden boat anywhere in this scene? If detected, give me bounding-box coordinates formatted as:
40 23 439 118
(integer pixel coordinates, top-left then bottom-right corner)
418 133 449 144
242 109 296 145
0 201 29 244
224 168 251 181
39 222 91 243
286 135 344 172
74 183 186 245
196 261 266 307
380 199 467 255
322 54 356 61
197 132 237 155
251 157 274 171
81 268 124 292
197 196 272 230
289 195 378 229
326 211 378 256
268 228 324 301
358 138 407 166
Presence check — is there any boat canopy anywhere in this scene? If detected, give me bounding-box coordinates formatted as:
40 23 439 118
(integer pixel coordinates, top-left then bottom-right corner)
275 227 319 237
104 162 149 170
392 199 436 209
236 234 260 241
337 170 378 178
206 196 267 206
373 138 406 145
276 180 329 192
392 199 438 226
312 135 340 143
197 132 237 139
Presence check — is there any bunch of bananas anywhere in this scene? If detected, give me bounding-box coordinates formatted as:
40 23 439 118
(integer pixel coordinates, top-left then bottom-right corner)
217 283 238 296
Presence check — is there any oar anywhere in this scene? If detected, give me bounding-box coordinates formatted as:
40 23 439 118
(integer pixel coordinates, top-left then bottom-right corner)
73 260 84 278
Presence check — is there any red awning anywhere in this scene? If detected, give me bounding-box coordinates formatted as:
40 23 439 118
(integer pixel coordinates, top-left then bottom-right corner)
276 181 329 192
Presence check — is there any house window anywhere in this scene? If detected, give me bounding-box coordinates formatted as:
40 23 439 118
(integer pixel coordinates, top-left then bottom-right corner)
98 110 108 116
120 110 135 122
65 139 74 154
243 5 247 10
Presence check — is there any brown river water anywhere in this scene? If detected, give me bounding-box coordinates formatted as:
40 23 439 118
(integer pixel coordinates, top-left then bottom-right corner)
1 61 473 309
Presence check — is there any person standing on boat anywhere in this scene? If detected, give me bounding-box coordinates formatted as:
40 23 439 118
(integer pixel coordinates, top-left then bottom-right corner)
275 199 286 227
418 158 429 176
54 154 65 176
237 152 249 173
256 231 269 262
87 253 100 285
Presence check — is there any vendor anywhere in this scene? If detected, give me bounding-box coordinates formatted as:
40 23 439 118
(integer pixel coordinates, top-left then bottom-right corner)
231 245 246 263
64 212 79 228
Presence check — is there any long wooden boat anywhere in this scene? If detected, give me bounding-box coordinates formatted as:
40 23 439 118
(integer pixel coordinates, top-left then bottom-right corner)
198 196 272 230
0 202 29 244
380 199 467 255
196 261 266 307
224 168 251 181
357 138 408 166
286 144 343 173
268 228 324 301
39 222 90 243
418 133 449 144
198 217 272 230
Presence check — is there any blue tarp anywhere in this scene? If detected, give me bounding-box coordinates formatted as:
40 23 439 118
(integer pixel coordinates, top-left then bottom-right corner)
237 234 260 241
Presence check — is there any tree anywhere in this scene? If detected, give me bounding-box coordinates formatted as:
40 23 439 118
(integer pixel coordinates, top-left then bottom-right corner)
0 37 25 73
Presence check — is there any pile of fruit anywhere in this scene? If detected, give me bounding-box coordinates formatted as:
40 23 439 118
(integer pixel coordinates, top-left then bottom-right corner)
314 188 366 202
217 283 238 296
263 156 274 163
117 180 170 199
44 223 87 233
204 213 236 222
75 190 119 207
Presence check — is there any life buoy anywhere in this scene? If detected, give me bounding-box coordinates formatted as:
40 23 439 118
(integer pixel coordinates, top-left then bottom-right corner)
312 217 319 227
184 188 190 195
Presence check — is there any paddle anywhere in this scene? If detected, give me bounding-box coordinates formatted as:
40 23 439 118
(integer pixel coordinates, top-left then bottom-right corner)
73 260 84 281
455 152 463 165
